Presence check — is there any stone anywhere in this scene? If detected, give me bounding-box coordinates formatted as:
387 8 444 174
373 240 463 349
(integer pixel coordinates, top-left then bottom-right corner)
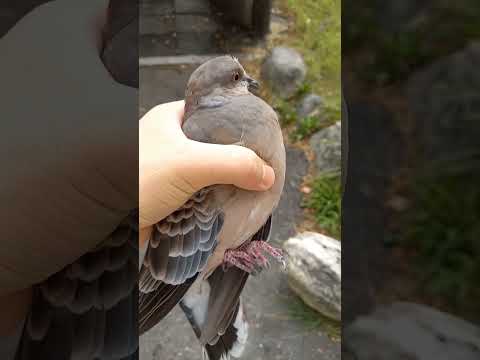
175 0 211 14
296 93 325 119
140 15 175 36
377 0 428 33
175 14 219 33
309 122 341 175
284 232 341 321
270 14 289 36
408 42 480 174
141 0 175 16
344 302 480 359
261 47 306 98
175 32 218 55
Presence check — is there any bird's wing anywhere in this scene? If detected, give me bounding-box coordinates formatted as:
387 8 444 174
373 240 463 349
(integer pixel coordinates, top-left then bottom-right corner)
180 216 272 360
138 188 224 334
16 213 139 360
138 276 197 335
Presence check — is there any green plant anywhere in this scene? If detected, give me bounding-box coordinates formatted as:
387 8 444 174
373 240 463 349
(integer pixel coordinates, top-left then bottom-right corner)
274 99 297 126
290 116 321 141
286 295 340 339
281 0 341 114
304 175 341 238
363 31 427 85
295 82 313 98
405 173 480 312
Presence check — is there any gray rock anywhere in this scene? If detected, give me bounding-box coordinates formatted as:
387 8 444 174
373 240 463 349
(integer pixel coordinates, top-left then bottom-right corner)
377 0 430 33
270 14 289 36
408 42 480 175
310 122 341 175
297 93 325 119
261 47 306 98
284 232 341 321
344 302 480 360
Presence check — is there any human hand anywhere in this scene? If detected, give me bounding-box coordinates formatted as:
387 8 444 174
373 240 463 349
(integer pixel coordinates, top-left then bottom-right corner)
139 100 276 245
0 0 137 295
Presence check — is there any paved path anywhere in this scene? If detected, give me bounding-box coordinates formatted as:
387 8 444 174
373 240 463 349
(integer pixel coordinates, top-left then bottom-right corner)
140 0 264 58
141 0 223 57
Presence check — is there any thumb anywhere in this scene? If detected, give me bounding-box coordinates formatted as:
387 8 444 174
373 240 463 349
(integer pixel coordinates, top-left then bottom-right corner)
184 141 276 191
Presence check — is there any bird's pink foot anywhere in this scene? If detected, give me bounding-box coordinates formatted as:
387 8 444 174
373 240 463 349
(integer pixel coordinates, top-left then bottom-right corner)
223 241 286 274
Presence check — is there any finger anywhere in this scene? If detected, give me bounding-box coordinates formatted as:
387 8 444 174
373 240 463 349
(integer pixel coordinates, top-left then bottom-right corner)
142 100 186 139
153 100 186 126
182 142 276 191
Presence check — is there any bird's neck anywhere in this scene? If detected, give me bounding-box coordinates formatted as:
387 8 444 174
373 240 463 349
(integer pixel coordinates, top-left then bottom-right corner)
184 91 210 120
184 95 197 120
185 87 249 121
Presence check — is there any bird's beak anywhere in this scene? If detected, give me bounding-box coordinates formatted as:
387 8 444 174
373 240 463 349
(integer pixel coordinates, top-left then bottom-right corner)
246 76 260 92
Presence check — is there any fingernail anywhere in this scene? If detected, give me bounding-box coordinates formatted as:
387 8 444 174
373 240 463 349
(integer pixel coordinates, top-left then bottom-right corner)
260 165 275 190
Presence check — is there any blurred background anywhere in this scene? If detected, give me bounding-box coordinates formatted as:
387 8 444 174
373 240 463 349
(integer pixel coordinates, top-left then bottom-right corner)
139 0 341 359
342 0 480 358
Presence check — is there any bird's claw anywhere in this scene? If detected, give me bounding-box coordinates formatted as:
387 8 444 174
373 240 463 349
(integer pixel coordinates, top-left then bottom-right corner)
223 241 286 275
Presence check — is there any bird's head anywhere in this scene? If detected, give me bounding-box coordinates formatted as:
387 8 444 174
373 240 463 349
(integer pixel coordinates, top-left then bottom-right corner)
185 55 260 101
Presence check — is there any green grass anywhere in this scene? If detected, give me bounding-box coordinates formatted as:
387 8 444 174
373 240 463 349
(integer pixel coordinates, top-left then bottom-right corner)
269 0 340 140
274 98 298 127
281 0 341 114
287 295 341 340
290 116 322 141
274 84 340 141
304 175 342 239
405 173 480 315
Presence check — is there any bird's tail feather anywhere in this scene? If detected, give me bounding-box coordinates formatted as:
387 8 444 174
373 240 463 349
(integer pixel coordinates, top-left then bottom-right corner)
180 298 248 360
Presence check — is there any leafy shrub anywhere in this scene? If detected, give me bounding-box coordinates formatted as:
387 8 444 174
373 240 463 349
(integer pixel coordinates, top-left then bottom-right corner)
405 173 480 311
304 175 341 239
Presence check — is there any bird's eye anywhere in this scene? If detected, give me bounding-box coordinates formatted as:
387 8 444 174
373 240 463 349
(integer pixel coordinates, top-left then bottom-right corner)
234 73 240 81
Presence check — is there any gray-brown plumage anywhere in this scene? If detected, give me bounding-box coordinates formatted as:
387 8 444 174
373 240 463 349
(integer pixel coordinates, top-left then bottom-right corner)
139 55 286 359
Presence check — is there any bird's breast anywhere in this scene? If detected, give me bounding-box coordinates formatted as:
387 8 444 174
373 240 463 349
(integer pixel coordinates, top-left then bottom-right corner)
183 94 286 278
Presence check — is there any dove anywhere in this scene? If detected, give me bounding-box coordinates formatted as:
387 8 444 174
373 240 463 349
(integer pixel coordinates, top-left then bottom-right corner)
139 55 286 359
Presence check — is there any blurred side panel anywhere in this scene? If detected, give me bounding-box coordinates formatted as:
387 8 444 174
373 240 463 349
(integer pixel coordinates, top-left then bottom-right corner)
342 0 480 358
0 1 139 359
